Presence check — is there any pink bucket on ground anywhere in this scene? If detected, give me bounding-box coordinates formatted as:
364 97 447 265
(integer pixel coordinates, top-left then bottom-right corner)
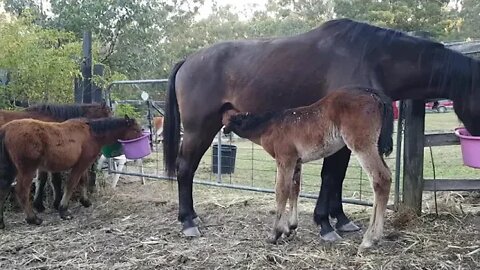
454 127 480 169
118 132 151 159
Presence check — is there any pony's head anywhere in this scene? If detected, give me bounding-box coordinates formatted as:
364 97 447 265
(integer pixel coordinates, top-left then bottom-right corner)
121 115 143 140
88 115 143 143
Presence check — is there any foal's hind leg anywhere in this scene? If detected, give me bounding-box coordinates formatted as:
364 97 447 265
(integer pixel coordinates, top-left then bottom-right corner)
32 171 49 212
286 160 301 236
354 149 392 250
15 171 42 225
58 164 91 220
268 158 296 243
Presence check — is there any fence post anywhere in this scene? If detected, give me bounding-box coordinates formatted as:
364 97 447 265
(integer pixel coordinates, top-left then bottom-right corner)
93 64 105 103
217 132 222 183
82 31 93 104
402 99 425 214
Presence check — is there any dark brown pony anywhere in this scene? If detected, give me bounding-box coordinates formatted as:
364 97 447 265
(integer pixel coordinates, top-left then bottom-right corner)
0 115 142 228
163 18 480 239
223 88 392 250
0 102 112 212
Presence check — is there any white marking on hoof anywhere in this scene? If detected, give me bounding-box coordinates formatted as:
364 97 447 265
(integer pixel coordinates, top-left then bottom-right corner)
320 231 342 242
193 217 202 225
182 226 201 237
336 221 360 232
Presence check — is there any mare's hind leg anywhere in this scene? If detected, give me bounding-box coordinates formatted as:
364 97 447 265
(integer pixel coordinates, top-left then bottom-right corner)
15 171 42 225
353 148 392 250
268 158 296 243
177 129 220 237
32 171 49 212
287 160 301 236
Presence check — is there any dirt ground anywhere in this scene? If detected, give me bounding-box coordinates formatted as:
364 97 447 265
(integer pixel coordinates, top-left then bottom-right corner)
0 175 479 270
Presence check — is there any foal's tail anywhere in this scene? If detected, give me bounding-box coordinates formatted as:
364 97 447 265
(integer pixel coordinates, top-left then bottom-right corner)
163 59 185 177
377 94 394 157
0 131 16 189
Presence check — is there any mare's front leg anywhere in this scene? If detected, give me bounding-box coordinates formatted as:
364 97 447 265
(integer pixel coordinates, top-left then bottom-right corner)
15 171 42 225
268 158 296 243
58 163 91 220
32 171 49 212
314 147 358 242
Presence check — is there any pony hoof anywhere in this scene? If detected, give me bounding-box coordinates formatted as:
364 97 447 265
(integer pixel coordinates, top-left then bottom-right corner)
26 216 43 225
0 221 5 229
80 199 92 208
336 221 360 232
320 231 342 242
266 231 282 244
182 226 201 237
59 209 73 220
33 203 46 213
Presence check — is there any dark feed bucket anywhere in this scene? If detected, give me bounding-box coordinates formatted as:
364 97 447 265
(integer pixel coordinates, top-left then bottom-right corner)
212 144 237 174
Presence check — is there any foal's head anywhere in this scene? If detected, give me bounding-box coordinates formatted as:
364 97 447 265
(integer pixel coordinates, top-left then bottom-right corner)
88 115 143 143
223 111 276 139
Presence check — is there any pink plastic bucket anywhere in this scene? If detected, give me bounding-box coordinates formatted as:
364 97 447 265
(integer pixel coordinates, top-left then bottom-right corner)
454 127 480 168
118 132 151 159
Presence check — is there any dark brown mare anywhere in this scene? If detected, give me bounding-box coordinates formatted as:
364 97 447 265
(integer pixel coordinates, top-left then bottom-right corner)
0 115 142 228
222 88 392 249
163 18 480 240
0 102 112 212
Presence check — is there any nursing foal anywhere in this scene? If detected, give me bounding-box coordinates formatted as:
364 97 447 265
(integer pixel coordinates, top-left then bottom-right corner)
223 87 393 250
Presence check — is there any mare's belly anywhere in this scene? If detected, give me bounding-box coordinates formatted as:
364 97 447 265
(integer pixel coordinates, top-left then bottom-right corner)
297 137 345 163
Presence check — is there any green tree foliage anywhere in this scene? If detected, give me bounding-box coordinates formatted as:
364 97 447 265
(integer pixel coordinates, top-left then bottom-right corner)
0 15 81 107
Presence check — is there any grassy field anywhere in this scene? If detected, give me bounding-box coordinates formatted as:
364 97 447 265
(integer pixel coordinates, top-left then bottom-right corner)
124 109 477 204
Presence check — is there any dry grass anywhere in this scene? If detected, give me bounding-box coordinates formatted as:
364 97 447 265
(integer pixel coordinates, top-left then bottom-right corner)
1 177 479 270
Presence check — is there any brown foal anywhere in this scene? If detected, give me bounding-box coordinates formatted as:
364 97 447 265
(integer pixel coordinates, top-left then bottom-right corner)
223 87 393 250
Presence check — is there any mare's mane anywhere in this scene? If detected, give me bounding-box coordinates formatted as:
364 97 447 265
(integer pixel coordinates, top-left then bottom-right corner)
25 103 99 121
323 19 479 101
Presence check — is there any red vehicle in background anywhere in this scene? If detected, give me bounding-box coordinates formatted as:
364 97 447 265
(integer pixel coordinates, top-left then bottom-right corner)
425 99 454 113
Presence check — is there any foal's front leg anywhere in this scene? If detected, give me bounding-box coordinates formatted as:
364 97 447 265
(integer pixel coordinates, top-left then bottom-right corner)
58 163 92 220
268 159 296 243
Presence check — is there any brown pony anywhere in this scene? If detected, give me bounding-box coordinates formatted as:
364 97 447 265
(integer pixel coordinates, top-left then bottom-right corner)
0 102 112 212
153 116 164 142
0 115 142 228
223 88 393 250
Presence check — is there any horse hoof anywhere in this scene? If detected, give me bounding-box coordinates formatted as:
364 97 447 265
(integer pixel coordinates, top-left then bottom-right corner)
320 231 342 242
0 221 5 229
33 203 46 213
80 199 92 208
26 216 43 225
336 221 360 232
59 208 73 220
182 226 201 237
193 216 202 225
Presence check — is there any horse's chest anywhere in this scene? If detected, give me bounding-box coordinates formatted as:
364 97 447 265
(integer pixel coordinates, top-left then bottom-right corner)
297 135 345 163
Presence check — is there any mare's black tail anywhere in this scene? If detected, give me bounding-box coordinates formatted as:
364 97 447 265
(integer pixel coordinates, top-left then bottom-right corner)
163 60 185 177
